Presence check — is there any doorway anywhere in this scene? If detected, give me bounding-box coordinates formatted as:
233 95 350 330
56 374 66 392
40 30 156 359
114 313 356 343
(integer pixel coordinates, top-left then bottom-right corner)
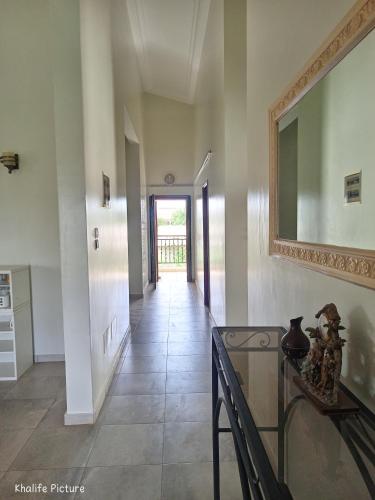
125 138 147 299
202 183 210 308
149 195 192 284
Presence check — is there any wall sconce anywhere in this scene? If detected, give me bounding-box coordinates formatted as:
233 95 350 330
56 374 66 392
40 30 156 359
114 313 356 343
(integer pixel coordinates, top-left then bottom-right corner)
0 152 19 174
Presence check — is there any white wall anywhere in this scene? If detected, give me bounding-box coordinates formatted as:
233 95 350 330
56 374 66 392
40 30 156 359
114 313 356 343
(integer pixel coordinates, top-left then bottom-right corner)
111 2 147 298
144 93 195 186
247 0 374 411
194 0 247 326
223 0 248 325
0 0 64 359
79 0 145 419
194 0 226 324
50 0 93 419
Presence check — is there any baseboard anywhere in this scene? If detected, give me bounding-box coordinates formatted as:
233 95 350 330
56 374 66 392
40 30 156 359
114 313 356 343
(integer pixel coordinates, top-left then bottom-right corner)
34 354 65 363
194 280 216 326
91 326 131 423
64 328 131 427
64 412 94 425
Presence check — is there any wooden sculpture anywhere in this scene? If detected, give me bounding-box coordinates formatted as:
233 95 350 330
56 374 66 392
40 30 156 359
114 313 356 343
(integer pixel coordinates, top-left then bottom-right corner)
301 303 346 406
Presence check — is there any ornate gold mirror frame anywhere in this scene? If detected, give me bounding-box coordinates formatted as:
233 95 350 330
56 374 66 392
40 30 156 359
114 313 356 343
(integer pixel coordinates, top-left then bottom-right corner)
269 0 375 289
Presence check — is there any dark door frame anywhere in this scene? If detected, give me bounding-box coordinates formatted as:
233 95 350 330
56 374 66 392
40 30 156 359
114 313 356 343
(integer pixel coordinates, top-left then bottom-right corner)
149 194 158 286
149 194 193 283
202 182 210 308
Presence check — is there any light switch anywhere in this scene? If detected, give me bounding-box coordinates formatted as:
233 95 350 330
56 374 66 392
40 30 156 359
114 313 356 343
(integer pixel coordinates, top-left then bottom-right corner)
94 227 99 250
344 172 361 204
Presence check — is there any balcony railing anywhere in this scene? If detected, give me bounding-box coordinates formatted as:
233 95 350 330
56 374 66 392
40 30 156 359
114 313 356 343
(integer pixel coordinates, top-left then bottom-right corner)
158 236 186 264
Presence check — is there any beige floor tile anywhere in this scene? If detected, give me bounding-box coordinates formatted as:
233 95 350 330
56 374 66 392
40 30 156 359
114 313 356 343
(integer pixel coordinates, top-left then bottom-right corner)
111 373 166 395
162 462 242 500
163 422 236 464
5 376 65 400
167 341 211 355
0 429 33 471
0 381 16 399
76 465 162 500
100 395 165 425
163 422 212 464
10 426 96 470
0 468 84 499
0 399 54 429
120 355 167 373
165 393 211 422
88 424 163 467
131 332 169 344
166 371 211 394
22 362 65 379
167 355 211 372
37 400 66 429
127 343 168 357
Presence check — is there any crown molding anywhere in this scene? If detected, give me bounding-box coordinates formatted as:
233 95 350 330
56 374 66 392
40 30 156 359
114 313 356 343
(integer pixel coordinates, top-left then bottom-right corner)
126 0 153 92
126 0 210 104
186 0 211 103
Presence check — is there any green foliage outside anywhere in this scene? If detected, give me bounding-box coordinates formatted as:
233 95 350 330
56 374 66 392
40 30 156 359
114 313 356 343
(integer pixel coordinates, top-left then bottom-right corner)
157 217 169 226
170 209 186 225
158 209 186 226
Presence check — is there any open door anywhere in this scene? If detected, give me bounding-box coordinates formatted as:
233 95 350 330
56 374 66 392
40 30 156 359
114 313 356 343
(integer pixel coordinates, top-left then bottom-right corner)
202 183 210 308
149 195 192 284
149 195 158 286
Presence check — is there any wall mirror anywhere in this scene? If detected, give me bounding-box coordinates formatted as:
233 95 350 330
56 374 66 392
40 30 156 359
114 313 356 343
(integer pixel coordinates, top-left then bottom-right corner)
269 0 375 289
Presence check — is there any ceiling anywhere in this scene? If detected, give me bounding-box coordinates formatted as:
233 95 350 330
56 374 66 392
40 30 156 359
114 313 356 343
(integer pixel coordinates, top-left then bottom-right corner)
127 0 211 104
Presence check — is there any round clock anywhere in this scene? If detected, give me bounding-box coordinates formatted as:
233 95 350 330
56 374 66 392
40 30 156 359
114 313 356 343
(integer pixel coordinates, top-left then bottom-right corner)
164 173 175 185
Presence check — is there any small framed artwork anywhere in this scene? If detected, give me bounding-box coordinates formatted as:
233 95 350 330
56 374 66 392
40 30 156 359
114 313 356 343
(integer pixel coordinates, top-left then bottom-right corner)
102 173 111 208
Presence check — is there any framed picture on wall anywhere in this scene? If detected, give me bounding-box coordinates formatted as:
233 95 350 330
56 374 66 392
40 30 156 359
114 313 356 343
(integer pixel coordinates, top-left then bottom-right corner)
102 173 111 208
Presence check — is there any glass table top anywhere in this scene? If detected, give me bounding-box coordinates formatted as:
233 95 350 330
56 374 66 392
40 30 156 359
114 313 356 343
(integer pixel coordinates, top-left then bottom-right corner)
218 327 375 500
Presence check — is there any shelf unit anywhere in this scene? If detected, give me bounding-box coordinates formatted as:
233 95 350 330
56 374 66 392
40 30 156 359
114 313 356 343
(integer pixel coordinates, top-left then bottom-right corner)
0 266 33 380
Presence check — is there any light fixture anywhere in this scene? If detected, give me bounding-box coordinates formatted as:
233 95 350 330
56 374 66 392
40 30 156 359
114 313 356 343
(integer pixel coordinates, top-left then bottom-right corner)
0 152 19 174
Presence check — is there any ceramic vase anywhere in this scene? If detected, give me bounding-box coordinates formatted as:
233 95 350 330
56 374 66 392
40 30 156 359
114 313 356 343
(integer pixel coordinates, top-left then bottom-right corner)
281 316 310 359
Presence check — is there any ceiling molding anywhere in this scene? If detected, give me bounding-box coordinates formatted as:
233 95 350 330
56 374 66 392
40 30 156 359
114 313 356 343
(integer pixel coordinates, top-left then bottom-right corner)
186 0 211 103
126 0 154 92
126 0 211 104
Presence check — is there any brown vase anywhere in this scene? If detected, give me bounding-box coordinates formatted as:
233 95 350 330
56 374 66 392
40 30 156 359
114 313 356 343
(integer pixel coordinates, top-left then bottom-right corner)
281 316 310 359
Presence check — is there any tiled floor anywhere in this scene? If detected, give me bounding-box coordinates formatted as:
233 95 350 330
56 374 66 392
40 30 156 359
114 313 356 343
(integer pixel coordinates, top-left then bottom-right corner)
0 273 241 499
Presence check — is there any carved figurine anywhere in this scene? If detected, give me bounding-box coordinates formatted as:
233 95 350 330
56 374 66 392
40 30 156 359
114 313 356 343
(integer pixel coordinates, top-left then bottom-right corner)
301 304 346 406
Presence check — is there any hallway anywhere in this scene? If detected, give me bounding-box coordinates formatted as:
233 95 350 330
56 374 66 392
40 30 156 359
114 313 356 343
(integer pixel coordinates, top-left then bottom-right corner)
0 275 241 499
110 273 241 499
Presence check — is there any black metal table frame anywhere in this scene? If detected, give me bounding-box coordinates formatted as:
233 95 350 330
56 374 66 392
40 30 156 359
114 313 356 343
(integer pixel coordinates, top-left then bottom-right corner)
212 326 291 500
212 326 375 500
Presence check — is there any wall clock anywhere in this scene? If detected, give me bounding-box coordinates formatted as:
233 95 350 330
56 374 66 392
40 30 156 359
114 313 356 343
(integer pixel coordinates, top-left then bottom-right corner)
164 173 175 185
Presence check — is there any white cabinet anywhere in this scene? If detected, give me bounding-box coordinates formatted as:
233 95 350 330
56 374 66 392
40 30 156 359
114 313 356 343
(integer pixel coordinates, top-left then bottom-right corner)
0 266 33 380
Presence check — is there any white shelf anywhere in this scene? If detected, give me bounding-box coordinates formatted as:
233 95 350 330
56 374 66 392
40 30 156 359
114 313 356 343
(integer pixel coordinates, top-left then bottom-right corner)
0 333 14 341
0 309 12 314
0 351 15 362
0 339 13 350
0 267 33 380
0 321 13 332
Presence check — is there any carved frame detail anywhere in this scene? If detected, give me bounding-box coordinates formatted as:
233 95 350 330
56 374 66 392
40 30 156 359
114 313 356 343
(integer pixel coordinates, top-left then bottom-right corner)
269 0 375 290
